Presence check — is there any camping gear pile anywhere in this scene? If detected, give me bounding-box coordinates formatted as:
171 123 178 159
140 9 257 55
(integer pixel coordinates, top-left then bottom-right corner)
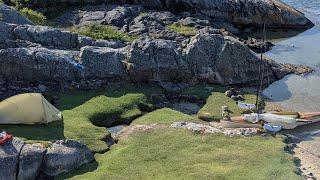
0 131 12 145
223 88 320 133
223 112 320 133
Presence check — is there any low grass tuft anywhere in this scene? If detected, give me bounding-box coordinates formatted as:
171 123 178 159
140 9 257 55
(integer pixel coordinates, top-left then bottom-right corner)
19 8 46 25
70 24 137 43
167 23 197 36
180 85 259 121
132 108 201 125
198 89 257 121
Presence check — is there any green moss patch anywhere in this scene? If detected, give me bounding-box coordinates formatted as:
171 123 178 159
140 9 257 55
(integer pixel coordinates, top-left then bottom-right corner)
132 108 201 125
59 129 299 179
167 23 197 36
70 24 137 42
198 91 257 121
20 8 46 25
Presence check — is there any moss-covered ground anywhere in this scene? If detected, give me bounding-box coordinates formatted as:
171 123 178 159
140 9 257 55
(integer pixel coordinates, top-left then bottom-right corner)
132 108 202 125
0 84 162 153
69 24 137 43
0 84 300 179
59 129 299 180
167 23 198 36
186 85 259 121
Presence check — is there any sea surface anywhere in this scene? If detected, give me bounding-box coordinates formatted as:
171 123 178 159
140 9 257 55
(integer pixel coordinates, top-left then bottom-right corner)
262 0 320 112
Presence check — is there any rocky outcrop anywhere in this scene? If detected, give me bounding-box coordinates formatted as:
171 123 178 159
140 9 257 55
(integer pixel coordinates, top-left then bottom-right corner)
102 5 141 27
18 144 46 180
0 138 24 180
0 47 83 82
0 138 94 179
81 46 127 79
43 140 94 176
0 4 33 25
140 0 314 29
126 37 191 82
184 33 276 85
13 25 79 50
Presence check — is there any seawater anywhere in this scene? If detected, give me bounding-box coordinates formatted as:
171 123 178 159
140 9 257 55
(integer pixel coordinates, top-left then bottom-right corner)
263 0 320 111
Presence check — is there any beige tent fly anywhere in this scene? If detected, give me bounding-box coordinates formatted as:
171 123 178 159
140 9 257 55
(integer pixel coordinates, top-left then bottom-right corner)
0 93 62 124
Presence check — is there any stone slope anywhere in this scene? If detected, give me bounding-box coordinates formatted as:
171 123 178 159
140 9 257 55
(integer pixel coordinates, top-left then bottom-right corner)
140 0 314 29
0 21 310 96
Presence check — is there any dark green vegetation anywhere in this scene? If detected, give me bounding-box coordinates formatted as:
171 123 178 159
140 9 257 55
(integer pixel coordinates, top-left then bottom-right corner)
70 24 137 42
167 23 197 36
59 129 300 180
19 8 46 24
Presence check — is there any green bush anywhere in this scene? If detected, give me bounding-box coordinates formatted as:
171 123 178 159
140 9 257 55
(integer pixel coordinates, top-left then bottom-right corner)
71 24 136 42
19 8 46 25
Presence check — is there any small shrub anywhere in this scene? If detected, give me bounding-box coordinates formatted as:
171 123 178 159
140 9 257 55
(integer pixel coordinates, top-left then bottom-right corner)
72 24 136 43
167 23 197 36
19 8 46 25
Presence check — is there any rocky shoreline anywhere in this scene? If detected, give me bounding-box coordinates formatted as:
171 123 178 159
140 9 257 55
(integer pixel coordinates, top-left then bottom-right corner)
0 3 314 100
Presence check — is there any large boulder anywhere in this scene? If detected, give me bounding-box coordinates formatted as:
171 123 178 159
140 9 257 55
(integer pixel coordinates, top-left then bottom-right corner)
126 37 191 82
0 4 33 25
102 5 140 27
81 46 127 79
184 33 275 85
43 140 94 176
0 47 83 82
0 138 25 180
13 25 79 50
18 143 47 180
140 0 314 29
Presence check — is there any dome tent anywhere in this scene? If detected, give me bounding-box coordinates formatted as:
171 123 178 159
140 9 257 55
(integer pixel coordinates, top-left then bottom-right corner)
0 93 62 124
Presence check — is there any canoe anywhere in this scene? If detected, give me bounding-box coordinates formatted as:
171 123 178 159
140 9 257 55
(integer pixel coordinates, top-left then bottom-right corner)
225 112 320 129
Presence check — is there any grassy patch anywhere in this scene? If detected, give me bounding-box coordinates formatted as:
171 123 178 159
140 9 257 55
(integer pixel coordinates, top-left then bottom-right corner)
70 24 137 43
132 108 201 125
0 84 162 153
167 23 197 36
198 91 257 121
187 85 259 121
59 129 299 179
19 8 46 25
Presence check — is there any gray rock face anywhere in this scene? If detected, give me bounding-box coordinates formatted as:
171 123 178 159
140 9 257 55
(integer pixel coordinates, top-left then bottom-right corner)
0 4 33 25
0 47 83 82
127 37 191 82
103 5 140 27
18 143 47 180
43 140 94 176
184 33 225 83
81 46 127 79
0 138 24 180
184 33 275 85
141 0 314 29
0 22 15 44
178 17 210 28
13 25 79 50
94 39 125 49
